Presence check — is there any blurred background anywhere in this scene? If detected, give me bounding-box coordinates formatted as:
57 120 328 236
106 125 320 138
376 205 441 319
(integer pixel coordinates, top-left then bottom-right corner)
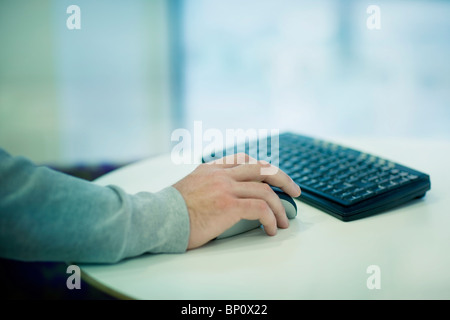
1 0 450 166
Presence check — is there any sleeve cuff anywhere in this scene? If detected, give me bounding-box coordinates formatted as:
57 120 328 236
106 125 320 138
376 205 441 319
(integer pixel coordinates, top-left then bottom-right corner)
123 186 191 256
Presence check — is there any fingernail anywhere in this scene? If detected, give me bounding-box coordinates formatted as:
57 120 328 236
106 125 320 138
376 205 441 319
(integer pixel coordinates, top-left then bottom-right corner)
292 180 301 196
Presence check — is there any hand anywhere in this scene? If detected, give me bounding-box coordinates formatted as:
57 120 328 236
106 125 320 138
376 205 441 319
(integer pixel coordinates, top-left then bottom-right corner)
173 153 301 250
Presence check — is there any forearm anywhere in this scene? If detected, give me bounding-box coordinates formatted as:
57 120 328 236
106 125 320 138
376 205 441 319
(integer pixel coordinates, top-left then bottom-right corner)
0 149 190 263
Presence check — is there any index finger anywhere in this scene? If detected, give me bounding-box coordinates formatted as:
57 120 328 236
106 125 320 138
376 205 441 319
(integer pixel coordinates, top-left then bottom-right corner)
208 153 257 168
227 162 301 198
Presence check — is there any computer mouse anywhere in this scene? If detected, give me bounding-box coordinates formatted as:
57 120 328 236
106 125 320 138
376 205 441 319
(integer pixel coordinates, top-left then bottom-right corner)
216 186 297 239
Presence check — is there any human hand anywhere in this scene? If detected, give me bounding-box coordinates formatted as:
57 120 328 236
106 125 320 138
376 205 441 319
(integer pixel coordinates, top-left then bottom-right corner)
173 153 301 249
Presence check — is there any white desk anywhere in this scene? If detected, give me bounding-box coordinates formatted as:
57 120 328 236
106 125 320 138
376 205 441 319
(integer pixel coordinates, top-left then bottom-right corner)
80 137 450 299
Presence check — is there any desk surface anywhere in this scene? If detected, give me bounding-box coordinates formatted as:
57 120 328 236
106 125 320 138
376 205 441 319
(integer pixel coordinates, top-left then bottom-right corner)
80 137 450 299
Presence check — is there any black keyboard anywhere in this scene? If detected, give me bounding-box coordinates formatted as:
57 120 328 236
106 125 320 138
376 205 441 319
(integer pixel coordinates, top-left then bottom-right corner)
202 132 431 221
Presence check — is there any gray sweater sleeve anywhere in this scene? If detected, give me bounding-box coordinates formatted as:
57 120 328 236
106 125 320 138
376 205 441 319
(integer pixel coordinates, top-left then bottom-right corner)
0 148 190 263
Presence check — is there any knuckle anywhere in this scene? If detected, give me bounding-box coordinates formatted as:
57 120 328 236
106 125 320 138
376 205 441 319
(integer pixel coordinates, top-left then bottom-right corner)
257 160 272 172
261 183 273 195
235 152 248 157
235 152 250 164
258 201 276 220
215 195 235 211
255 199 270 213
